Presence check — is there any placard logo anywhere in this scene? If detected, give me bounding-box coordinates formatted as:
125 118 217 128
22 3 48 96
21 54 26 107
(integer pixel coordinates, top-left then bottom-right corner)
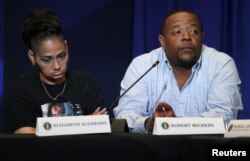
161 122 169 130
43 122 52 130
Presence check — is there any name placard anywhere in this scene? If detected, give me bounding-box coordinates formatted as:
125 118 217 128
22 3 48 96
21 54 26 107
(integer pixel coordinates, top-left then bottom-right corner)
36 115 111 136
224 120 250 138
153 117 225 135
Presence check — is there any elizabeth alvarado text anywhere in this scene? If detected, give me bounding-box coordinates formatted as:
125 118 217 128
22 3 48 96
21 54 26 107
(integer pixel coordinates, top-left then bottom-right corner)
53 121 108 127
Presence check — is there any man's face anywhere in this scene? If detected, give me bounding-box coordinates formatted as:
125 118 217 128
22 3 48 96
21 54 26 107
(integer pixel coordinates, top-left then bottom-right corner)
159 12 204 68
30 36 69 84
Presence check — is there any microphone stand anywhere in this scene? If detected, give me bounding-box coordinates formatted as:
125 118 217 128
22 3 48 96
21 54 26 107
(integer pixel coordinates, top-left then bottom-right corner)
109 60 160 112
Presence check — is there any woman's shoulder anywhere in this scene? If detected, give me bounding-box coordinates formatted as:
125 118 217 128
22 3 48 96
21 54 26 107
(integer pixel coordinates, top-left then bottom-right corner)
67 70 92 79
67 70 99 84
13 70 39 84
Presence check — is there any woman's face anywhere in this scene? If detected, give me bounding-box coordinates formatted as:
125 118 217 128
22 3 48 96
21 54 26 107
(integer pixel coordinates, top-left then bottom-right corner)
28 36 69 84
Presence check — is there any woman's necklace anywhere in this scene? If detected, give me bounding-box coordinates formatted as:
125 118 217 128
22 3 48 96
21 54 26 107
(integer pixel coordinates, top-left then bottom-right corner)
40 74 67 101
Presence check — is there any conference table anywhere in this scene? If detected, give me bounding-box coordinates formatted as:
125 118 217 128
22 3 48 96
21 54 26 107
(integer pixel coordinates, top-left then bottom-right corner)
0 132 249 161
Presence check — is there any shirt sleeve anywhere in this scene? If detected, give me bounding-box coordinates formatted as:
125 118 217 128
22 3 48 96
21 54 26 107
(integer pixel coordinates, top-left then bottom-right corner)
4 80 37 133
200 58 243 125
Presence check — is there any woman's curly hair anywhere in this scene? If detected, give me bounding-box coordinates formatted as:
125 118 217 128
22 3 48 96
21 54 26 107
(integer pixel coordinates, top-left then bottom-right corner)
21 9 64 51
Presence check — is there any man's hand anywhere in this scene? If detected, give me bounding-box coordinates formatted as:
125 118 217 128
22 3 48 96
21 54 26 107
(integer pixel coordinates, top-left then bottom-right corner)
154 102 175 117
145 102 175 132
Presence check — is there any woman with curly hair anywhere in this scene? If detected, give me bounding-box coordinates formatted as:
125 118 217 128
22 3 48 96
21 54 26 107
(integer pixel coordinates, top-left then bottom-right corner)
4 9 107 134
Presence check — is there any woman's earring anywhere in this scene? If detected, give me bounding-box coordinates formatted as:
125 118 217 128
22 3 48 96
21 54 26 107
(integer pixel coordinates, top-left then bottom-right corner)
32 62 36 66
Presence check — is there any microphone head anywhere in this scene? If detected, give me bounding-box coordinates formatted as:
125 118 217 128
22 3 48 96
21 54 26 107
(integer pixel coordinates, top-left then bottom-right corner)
152 60 160 67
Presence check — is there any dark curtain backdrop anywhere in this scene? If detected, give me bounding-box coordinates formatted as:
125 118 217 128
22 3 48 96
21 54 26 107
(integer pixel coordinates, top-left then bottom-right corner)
0 0 3 96
132 0 250 119
1 0 249 130
0 0 4 130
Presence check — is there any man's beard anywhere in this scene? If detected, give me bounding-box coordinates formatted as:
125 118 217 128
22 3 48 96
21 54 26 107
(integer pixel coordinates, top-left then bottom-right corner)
177 55 199 68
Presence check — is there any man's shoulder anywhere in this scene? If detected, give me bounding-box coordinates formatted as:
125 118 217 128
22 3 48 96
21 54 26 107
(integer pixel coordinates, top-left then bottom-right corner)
202 45 232 61
201 45 235 73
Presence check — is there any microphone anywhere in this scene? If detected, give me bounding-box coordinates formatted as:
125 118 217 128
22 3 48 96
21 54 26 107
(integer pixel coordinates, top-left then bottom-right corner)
109 60 160 111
